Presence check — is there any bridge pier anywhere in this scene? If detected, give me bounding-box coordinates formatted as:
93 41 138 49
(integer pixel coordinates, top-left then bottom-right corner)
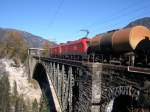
86 63 102 112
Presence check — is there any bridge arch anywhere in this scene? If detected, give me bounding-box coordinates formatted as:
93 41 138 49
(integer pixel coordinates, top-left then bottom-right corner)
103 86 140 112
33 63 57 112
112 95 138 112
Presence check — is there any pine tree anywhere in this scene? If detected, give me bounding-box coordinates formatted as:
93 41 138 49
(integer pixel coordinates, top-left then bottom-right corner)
15 95 27 112
9 80 18 112
32 99 39 112
25 99 33 112
0 75 10 112
39 95 49 112
13 81 18 101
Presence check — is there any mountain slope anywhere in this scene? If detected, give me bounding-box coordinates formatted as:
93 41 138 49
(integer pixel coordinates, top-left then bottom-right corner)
125 17 150 28
0 28 53 48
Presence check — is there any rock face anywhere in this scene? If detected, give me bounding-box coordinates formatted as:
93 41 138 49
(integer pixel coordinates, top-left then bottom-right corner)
0 59 42 102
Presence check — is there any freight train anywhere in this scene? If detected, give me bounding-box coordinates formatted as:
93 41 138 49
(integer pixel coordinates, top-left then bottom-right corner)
50 26 150 67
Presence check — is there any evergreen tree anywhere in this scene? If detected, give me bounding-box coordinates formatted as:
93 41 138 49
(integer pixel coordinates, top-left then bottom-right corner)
39 95 49 112
32 99 39 112
26 99 33 112
15 95 27 112
9 80 18 112
12 81 18 101
0 75 10 112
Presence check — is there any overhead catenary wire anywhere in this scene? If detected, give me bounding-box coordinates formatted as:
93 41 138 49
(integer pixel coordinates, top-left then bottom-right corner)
85 0 150 33
87 0 142 28
99 5 150 31
108 6 150 30
49 0 65 28
105 2 150 30
55 0 150 41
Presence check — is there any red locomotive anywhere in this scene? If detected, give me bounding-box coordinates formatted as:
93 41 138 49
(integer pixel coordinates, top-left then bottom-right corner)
50 38 89 59
50 45 61 56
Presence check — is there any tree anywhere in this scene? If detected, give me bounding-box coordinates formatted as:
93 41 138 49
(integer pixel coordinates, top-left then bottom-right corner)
32 99 39 112
2 31 29 64
10 81 18 108
39 95 49 112
42 41 50 57
15 95 27 112
13 81 18 97
0 75 10 112
25 99 33 112
0 41 6 58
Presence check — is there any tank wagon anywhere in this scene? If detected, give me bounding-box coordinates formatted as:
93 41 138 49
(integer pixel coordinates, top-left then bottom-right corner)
50 26 150 67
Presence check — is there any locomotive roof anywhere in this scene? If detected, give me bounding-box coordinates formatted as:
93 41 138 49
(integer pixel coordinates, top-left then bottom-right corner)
50 38 88 48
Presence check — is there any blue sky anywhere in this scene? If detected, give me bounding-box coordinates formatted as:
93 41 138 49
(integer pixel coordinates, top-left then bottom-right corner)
0 0 150 43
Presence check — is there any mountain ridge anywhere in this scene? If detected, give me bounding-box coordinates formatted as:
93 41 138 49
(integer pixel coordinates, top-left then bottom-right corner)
125 17 150 28
0 27 53 48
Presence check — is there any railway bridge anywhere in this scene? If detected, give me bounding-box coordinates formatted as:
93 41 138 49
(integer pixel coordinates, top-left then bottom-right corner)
28 49 150 112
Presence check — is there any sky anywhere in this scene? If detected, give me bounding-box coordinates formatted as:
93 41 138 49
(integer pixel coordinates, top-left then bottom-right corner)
0 0 150 43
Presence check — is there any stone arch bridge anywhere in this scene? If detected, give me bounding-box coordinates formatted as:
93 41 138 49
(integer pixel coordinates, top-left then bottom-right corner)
27 49 150 112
